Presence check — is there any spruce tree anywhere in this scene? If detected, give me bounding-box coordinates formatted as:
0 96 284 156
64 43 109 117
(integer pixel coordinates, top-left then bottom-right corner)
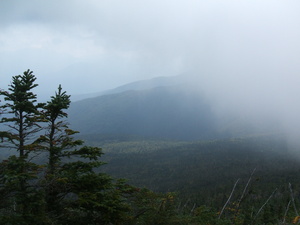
0 69 43 157
38 85 134 224
37 84 78 214
0 70 45 223
0 72 141 224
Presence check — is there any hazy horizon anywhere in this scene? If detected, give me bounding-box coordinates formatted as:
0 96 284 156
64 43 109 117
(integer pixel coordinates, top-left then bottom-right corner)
1 1 300 142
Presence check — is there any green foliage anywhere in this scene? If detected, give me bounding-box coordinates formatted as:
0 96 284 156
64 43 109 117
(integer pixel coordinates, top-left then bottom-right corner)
84 134 300 224
2 70 300 224
0 69 43 157
131 189 179 225
0 70 46 223
35 85 138 224
0 155 46 224
0 72 148 224
44 84 70 120
1 70 38 113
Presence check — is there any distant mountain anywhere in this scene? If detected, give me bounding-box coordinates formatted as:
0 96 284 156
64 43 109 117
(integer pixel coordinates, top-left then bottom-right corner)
68 75 281 140
68 85 218 140
71 75 185 102
103 75 186 95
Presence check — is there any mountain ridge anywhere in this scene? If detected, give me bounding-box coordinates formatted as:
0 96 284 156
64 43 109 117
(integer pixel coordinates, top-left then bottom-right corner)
68 75 280 140
71 75 186 102
68 85 218 140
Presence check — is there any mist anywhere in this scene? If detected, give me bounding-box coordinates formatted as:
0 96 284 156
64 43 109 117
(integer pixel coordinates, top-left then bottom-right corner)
1 1 300 142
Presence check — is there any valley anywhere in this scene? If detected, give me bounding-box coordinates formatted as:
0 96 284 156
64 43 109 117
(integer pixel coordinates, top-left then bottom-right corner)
1 74 300 224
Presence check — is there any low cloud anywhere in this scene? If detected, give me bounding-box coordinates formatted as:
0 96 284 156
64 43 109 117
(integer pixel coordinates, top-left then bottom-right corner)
1 0 300 141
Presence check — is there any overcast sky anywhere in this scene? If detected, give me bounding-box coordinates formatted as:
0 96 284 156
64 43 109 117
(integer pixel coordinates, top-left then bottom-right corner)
1 0 300 138
1 0 299 93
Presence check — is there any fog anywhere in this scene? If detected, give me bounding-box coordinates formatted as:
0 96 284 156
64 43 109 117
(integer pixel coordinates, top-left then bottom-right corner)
1 1 300 142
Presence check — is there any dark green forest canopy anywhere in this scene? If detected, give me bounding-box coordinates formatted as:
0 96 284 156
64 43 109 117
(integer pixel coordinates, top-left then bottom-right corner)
82 134 300 223
2 71 300 224
83 134 300 204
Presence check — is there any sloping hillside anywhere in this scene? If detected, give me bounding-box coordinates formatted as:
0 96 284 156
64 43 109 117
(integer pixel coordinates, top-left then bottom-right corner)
68 85 217 140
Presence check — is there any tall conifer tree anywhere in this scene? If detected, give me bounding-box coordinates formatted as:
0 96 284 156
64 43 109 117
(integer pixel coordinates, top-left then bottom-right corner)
39 86 136 224
0 71 140 224
0 69 43 157
0 70 45 223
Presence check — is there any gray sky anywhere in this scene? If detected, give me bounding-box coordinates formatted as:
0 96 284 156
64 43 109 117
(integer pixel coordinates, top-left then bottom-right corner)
1 0 300 139
1 0 299 93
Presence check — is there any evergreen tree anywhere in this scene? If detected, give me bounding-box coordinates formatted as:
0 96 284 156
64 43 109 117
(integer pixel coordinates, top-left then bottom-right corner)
0 71 172 224
37 85 136 224
35 84 73 215
0 69 43 157
0 70 45 223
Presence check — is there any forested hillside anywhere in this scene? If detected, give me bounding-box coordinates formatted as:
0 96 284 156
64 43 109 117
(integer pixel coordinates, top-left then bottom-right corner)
81 134 300 224
68 74 282 141
3 0 300 223
82 134 297 199
68 86 218 140
2 71 300 224
68 86 274 141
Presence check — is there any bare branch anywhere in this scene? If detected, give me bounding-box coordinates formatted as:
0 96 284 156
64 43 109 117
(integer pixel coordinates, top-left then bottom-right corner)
234 168 256 217
252 188 277 224
240 168 256 201
218 178 240 219
282 200 291 225
289 183 299 217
